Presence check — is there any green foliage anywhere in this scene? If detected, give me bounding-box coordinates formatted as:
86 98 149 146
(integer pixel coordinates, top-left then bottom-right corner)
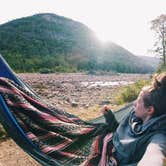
39 68 53 74
0 124 8 140
151 14 166 66
156 63 166 73
116 79 150 104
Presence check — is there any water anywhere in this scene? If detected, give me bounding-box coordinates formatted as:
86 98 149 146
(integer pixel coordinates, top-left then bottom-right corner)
81 81 134 88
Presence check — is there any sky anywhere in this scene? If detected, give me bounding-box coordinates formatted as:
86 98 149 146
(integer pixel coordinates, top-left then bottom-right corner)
0 0 166 56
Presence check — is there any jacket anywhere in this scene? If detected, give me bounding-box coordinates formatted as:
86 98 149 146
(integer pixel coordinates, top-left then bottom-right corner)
107 108 166 166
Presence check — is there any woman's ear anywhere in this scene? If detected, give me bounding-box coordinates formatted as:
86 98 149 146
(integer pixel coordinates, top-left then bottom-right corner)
147 106 155 116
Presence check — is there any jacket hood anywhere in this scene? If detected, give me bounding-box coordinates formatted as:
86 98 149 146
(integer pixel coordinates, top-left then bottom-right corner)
128 110 166 136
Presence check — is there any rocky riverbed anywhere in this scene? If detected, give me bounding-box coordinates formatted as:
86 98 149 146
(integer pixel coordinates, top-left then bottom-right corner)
19 73 150 120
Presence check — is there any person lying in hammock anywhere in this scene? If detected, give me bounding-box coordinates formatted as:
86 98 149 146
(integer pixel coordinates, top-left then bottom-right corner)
92 72 166 166
0 72 166 166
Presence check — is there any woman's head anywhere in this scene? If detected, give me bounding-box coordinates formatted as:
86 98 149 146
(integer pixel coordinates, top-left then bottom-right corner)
134 72 166 121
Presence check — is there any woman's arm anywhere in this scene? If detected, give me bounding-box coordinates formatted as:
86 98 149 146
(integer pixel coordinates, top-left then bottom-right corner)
137 134 166 166
100 106 119 132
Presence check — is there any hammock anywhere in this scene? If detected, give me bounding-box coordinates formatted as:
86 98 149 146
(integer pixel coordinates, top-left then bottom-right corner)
0 54 132 166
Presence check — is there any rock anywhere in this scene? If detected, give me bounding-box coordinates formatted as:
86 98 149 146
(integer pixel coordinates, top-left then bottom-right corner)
99 100 111 105
65 97 70 102
70 100 78 107
55 82 62 88
84 104 89 108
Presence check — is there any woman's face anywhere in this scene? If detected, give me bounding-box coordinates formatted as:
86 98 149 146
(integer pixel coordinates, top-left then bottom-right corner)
133 90 150 122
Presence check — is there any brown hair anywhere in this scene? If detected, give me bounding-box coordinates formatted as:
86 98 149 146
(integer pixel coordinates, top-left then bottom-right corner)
143 72 166 117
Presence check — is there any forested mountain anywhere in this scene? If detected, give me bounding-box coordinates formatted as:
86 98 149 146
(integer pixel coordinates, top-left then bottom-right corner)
0 13 157 73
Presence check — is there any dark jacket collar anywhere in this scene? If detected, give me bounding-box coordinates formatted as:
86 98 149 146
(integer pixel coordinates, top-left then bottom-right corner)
129 110 166 136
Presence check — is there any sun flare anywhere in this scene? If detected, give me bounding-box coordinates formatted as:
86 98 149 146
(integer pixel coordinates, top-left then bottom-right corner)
95 31 112 42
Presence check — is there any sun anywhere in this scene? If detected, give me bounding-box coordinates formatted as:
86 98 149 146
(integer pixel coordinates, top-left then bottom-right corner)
94 30 112 43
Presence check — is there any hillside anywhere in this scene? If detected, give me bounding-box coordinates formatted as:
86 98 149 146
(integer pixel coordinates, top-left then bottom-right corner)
138 55 161 71
0 13 156 73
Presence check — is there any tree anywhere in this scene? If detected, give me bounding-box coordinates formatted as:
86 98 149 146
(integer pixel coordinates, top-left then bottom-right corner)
151 14 166 66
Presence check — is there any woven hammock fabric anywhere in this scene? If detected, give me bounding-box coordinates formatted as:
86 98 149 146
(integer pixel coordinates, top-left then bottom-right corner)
0 77 117 166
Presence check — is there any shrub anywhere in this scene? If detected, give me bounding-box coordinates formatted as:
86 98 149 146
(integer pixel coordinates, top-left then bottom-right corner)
39 68 54 74
55 66 77 73
0 124 8 140
116 79 150 105
156 64 166 73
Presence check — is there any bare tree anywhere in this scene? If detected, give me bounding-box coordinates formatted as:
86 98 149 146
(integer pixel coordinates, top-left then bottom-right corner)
151 14 166 65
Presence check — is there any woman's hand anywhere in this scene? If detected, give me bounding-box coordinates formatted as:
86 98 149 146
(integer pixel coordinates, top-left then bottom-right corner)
100 105 111 115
